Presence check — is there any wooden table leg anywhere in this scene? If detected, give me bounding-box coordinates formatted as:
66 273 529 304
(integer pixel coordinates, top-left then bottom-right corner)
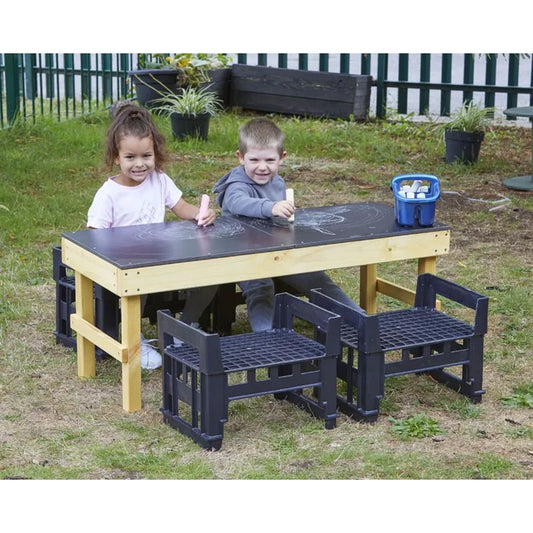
360 264 377 314
418 256 437 274
74 271 96 378
120 294 142 412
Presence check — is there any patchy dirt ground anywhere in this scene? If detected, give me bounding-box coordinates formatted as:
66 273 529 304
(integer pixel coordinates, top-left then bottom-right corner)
1 135 532 481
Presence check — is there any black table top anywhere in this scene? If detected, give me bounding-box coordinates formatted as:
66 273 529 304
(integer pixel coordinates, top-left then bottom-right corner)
62 202 449 269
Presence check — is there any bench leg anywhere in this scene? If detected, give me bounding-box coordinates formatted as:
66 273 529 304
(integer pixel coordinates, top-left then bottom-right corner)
430 336 485 402
355 350 384 422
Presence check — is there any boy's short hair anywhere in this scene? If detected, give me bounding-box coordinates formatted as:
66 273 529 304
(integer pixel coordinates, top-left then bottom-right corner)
238 118 285 156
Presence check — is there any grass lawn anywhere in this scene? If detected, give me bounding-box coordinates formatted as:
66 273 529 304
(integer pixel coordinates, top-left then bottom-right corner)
0 107 531 501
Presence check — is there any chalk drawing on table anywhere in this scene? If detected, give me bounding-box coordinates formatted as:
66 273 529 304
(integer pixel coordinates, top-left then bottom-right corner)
135 218 246 241
296 204 387 235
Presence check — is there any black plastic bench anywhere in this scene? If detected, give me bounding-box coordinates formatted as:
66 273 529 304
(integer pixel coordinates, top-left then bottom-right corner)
310 274 488 422
158 292 341 450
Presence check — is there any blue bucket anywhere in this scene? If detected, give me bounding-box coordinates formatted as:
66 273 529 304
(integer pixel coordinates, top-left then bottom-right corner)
391 174 440 226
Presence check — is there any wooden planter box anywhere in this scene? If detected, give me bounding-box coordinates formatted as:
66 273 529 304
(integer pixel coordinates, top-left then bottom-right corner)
229 64 372 120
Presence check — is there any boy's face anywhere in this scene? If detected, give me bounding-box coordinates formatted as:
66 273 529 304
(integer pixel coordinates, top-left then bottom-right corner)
237 146 286 185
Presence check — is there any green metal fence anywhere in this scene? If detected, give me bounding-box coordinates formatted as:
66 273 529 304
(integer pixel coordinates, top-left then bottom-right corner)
1 53 533 128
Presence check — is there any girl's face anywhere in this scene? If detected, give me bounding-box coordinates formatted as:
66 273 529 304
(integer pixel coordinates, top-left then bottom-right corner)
114 135 155 186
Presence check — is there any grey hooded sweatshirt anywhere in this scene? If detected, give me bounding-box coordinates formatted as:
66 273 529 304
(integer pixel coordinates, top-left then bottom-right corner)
212 165 287 219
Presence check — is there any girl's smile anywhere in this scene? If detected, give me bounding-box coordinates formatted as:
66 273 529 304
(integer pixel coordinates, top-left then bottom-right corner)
114 135 155 186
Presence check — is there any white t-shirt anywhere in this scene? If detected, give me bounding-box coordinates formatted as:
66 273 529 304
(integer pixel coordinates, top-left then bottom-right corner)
87 171 182 228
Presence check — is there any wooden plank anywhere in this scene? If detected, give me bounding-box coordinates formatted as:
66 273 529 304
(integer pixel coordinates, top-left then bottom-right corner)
360 264 377 313
230 64 372 119
231 64 363 101
120 295 142 412
62 239 118 293
114 230 450 296
376 277 416 306
70 313 128 362
418 256 437 274
74 271 95 378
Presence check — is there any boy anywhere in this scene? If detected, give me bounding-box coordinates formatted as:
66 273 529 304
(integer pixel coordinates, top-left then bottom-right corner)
212 117 361 332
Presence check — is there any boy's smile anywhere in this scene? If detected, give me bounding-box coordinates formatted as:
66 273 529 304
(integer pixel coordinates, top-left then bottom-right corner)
114 135 156 186
238 147 286 185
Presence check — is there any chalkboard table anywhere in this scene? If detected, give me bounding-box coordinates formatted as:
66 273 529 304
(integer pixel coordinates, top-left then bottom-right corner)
61 202 450 412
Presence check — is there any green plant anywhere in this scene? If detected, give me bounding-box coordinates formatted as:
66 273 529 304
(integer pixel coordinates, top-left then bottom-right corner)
389 414 444 439
501 383 533 408
439 100 495 134
138 53 232 88
152 86 223 117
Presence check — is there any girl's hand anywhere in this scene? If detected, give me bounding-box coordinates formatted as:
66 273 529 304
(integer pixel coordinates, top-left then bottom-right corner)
272 200 295 219
197 207 216 227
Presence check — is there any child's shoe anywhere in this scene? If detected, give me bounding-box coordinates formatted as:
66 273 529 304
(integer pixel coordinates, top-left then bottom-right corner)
140 337 162 370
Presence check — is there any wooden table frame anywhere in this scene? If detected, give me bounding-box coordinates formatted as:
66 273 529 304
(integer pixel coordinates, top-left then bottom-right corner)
62 211 450 412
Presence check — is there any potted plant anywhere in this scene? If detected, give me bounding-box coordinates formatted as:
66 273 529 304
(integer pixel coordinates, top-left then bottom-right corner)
152 85 223 141
128 53 232 109
439 100 494 163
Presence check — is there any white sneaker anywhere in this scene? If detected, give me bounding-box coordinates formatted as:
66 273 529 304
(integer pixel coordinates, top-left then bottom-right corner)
140 337 162 370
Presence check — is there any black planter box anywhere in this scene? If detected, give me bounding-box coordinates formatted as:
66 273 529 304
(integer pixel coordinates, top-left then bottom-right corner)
229 64 372 120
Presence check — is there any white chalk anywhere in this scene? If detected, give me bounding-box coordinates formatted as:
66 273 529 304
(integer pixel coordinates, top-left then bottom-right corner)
406 192 415 199
286 188 295 222
409 180 422 193
198 194 210 225
418 185 429 193
417 192 426 199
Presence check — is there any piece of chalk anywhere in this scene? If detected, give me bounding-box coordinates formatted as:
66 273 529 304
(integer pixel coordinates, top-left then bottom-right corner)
286 188 295 222
198 194 210 225
417 192 426 199
409 180 422 193
406 192 415 199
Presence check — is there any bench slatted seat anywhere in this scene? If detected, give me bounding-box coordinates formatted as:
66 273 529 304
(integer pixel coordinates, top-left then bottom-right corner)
158 292 341 451
310 274 489 422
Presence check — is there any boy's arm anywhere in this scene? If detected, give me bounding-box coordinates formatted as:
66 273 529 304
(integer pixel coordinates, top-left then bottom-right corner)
222 182 275 219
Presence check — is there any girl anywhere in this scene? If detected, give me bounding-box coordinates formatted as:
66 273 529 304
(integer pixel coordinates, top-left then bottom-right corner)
88 104 217 369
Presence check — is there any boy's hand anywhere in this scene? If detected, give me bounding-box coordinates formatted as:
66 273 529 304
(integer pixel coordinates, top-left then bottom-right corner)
272 200 295 219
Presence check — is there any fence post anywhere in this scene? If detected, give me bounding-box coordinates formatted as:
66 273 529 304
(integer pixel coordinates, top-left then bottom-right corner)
81 54 91 103
24 54 37 100
463 53 474 102
5 53 20 125
398 54 408 114
102 53 112 102
440 54 452 116
507 54 519 109
340 54 350 73
376 54 388 119
119 53 130 97
485 54 497 108
419 54 430 115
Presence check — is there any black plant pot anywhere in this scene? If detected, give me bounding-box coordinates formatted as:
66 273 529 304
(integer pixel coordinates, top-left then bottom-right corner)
128 68 231 109
445 130 485 163
170 113 211 141
128 69 180 108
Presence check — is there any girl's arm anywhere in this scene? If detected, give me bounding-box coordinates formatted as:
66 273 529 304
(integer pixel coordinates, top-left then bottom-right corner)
171 197 216 226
